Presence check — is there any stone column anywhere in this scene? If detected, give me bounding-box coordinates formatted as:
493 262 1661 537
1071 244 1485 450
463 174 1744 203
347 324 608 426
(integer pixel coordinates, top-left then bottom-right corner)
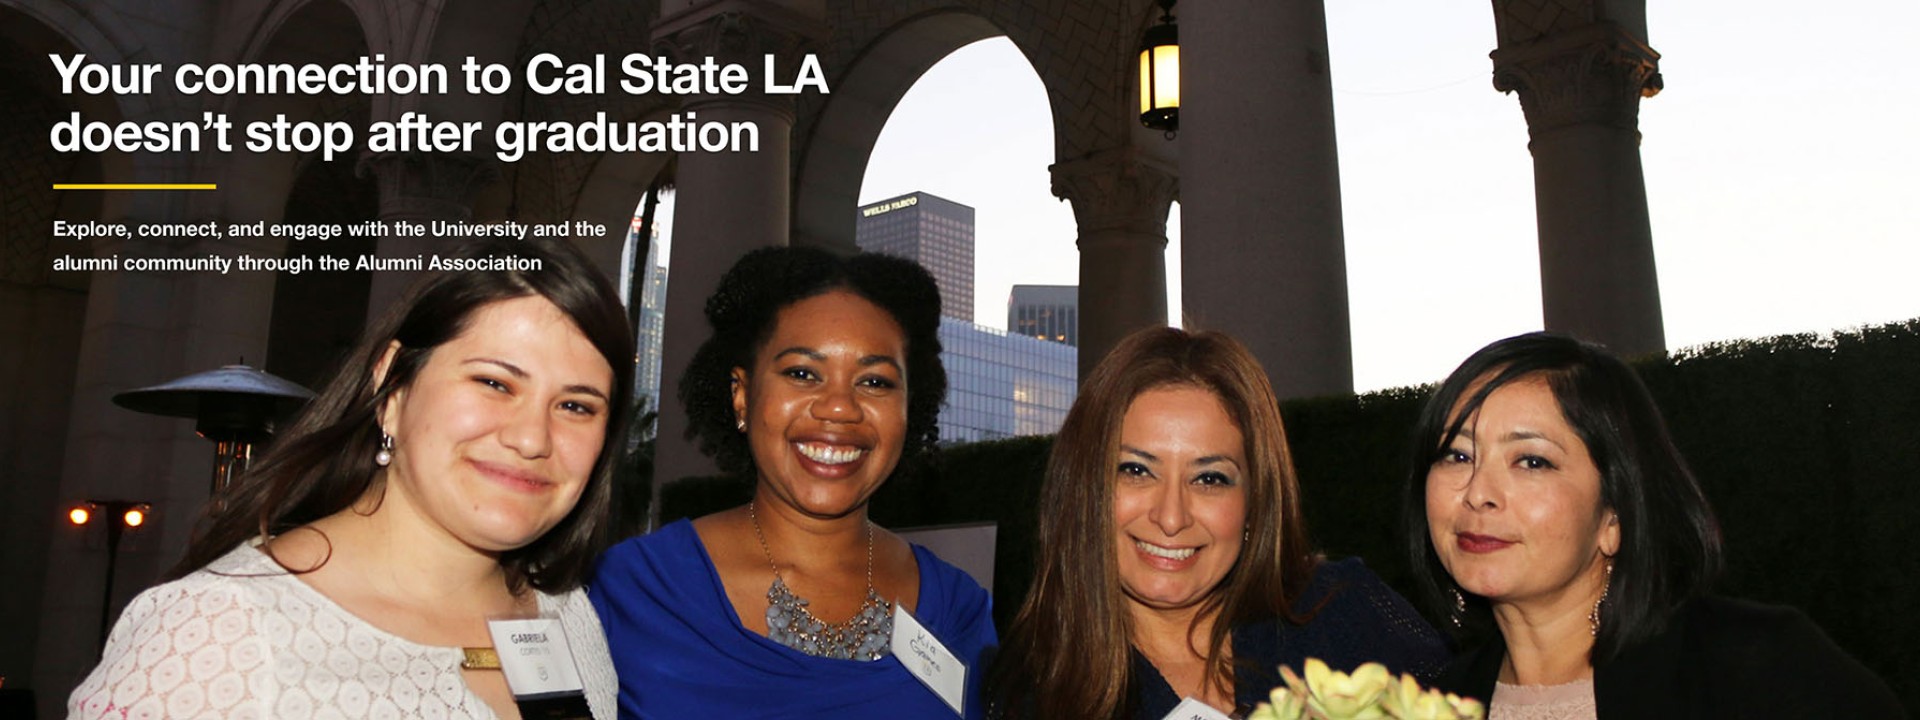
1181 0 1354 399
1052 149 1177 381
356 152 497 321
650 5 815 500
1493 21 1665 355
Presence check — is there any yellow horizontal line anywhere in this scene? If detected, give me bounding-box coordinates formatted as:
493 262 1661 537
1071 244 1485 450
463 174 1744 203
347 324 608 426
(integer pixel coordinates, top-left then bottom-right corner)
53 183 218 190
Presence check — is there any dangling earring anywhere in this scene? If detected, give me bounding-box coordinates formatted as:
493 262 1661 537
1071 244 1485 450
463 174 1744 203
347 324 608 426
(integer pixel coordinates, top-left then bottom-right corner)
1589 559 1613 636
1450 587 1467 628
375 430 394 467
736 418 746 432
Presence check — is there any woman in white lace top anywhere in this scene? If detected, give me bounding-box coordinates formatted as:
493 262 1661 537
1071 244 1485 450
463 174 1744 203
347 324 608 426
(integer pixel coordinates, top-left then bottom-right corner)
69 238 633 719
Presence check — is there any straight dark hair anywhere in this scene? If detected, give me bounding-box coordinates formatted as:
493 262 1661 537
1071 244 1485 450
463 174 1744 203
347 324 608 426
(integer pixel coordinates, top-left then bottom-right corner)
992 327 1315 719
1402 332 1723 664
168 238 634 593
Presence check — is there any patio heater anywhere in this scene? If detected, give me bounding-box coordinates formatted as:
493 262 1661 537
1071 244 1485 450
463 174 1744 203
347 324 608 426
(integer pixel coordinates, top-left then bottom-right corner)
112 363 315 495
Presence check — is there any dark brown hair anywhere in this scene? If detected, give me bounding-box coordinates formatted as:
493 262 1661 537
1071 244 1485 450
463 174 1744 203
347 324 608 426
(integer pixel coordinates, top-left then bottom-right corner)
168 238 634 593
992 326 1316 718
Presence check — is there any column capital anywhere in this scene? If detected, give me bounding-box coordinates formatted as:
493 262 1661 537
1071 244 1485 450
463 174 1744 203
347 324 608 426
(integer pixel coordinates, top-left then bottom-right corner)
355 151 498 221
1492 22 1661 135
1050 148 1179 244
651 0 819 118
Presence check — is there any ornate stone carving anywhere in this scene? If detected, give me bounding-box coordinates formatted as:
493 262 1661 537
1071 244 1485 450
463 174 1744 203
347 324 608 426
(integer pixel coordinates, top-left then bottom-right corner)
652 2 819 116
1050 148 1179 244
1492 0 1596 47
355 152 499 220
1492 22 1661 135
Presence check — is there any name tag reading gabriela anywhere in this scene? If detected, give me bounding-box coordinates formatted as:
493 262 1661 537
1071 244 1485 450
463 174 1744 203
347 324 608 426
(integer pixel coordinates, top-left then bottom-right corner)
1162 697 1234 720
889 603 967 717
486 617 592 720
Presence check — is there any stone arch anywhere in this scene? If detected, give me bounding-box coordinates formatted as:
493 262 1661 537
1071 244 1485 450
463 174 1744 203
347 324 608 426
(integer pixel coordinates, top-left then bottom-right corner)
791 10 1015 252
264 153 378 392
204 0 374 241
565 108 677 272
201 0 377 393
414 0 542 123
0 0 143 197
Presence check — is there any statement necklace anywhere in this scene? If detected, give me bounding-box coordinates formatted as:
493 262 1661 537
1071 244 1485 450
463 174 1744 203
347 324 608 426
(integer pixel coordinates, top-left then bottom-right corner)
748 501 894 661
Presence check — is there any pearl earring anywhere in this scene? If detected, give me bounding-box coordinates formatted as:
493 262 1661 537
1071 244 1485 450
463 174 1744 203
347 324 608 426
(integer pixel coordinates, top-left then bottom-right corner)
375 431 394 467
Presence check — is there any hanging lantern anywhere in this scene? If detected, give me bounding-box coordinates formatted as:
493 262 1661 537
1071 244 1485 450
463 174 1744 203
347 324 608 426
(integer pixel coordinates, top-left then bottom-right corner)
1138 0 1179 137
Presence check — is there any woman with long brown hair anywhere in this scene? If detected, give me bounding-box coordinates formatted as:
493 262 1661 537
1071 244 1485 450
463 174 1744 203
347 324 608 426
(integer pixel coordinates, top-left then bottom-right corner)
71 238 632 719
992 326 1446 718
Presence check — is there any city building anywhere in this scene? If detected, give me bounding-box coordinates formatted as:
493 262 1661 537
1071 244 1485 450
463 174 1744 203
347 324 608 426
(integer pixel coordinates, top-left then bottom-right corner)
856 192 1075 441
937 317 1076 444
621 219 670 412
855 191 975 322
1008 284 1078 346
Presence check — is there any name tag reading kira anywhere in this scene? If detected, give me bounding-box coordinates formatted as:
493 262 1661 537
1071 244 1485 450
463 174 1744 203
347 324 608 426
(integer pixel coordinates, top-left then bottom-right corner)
889 604 967 716
1163 697 1233 720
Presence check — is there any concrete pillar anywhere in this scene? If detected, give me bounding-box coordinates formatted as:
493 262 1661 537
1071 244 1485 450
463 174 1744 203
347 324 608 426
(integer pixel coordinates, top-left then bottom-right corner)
650 6 814 495
1493 22 1665 355
357 152 498 320
1052 149 1177 381
1180 0 1354 399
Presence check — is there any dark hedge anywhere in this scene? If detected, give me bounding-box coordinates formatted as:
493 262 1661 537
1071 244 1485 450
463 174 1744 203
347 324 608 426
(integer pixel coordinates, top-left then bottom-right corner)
657 319 1919 712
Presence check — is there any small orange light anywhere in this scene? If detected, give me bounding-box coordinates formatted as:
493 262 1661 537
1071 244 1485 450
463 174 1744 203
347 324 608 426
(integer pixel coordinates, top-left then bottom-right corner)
123 508 146 528
69 507 92 525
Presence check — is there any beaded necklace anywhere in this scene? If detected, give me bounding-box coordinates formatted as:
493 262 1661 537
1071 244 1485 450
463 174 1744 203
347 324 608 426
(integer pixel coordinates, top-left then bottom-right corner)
748 501 894 660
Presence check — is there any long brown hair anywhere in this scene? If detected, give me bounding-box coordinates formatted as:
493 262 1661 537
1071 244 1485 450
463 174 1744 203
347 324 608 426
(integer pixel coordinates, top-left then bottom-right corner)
991 326 1316 718
166 238 634 593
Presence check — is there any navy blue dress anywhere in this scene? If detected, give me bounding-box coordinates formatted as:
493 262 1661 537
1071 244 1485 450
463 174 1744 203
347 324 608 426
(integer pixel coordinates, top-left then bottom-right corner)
590 520 998 719
1132 558 1451 719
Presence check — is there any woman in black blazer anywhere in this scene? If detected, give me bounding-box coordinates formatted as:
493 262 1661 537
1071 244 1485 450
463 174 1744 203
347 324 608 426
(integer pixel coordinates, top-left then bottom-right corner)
1401 333 1900 718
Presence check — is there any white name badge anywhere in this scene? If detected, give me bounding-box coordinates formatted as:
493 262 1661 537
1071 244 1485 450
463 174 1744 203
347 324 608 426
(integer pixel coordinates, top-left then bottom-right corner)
890 603 967 717
486 617 586 699
1162 697 1233 720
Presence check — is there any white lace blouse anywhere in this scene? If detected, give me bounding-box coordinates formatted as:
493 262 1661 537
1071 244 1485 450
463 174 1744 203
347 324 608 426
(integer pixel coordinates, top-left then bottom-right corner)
68 542 617 719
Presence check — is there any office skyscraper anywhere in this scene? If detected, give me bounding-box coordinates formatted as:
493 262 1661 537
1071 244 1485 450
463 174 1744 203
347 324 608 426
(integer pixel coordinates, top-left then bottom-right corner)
855 191 974 321
622 219 670 413
856 191 1076 443
1008 284 1078 346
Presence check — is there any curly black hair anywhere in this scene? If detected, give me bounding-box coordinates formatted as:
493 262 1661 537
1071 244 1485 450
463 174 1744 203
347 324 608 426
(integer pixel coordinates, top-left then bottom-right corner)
678 245 947 476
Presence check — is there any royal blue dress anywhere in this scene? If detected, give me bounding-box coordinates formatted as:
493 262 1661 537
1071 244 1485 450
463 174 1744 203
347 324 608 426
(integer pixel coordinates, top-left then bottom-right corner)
590 520 998 719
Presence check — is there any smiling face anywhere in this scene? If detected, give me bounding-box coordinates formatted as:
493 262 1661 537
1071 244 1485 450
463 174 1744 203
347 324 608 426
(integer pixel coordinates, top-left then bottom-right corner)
732 290 909 519
1426 375 1620 612
376 295 614 554
1112 385 1250 614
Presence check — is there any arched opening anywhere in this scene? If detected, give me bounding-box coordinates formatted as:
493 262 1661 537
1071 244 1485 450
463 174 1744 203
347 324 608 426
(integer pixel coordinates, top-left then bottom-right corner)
235 0 376 393
265 155 377 391
856 36 1078 443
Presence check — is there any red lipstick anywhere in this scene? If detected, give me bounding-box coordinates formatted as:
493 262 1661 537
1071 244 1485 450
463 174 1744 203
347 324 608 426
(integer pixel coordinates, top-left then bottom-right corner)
1456 532 1513 554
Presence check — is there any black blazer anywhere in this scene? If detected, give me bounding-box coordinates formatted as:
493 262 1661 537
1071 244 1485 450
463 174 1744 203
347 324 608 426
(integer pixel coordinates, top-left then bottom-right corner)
1435 596 1905 719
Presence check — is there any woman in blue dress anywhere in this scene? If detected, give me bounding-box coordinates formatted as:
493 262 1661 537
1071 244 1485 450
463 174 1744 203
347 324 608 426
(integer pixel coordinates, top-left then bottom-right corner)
590 246 996 718
989 327 1449 719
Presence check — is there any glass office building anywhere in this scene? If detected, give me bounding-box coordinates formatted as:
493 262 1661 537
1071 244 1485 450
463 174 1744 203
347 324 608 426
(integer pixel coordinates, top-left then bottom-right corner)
856 191 975 322
936 317 1076 444
1008 284 1078 346
621 220 670 412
